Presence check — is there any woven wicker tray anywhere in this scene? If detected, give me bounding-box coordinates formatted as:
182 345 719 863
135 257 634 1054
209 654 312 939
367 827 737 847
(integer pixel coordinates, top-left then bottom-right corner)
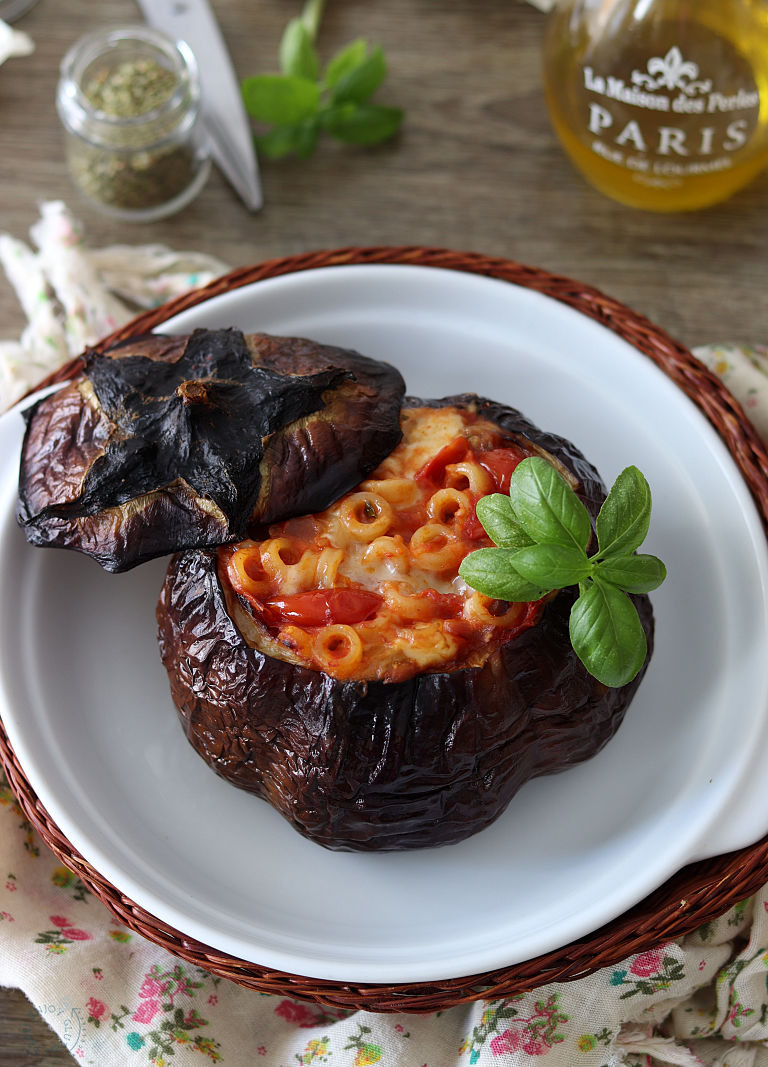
3 246 768 1014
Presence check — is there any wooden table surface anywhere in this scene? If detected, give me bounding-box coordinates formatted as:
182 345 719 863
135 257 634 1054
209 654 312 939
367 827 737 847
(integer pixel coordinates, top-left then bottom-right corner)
2 0 768 1059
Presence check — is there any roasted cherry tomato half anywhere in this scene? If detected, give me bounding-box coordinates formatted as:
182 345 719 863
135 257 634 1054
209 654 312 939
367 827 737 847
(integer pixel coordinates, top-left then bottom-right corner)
262 589 383 627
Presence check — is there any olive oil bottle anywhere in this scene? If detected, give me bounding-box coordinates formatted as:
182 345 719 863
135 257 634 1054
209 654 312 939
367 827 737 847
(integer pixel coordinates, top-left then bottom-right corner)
543 0 768 211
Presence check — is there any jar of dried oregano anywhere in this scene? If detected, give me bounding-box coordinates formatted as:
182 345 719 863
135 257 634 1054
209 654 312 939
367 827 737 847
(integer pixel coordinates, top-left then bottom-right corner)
57 26 211 221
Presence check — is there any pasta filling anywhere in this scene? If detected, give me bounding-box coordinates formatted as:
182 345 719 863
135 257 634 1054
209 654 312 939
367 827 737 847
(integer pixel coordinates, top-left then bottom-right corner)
218 405 572 682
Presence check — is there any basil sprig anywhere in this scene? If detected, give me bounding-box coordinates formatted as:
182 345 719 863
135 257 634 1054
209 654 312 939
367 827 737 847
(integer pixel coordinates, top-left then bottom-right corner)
458 458 666 688
241 0 403 160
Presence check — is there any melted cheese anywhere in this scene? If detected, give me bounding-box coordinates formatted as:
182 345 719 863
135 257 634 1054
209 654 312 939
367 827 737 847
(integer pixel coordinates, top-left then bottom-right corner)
219 406 556 683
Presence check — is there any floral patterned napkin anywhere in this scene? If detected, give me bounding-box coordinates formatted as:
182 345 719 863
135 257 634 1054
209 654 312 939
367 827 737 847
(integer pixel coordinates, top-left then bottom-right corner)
2 765 768 1067
4 205 768 1067
692 344 768 444
0 201 229 411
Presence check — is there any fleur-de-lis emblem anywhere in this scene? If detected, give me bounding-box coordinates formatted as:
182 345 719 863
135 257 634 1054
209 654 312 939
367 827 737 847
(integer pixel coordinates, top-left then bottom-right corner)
632 46 713 96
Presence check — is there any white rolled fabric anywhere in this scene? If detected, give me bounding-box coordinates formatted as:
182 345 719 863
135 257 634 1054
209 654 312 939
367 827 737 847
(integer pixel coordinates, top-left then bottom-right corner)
0 201 231 411
0 17 33 67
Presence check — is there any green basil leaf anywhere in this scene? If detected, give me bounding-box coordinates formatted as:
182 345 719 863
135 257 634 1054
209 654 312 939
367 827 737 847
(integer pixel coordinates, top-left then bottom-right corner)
569 579 647 688
321 103 403 145
279 18 320 80
596 465 652 559
593 554 667 593
324 39 368 89
510 544 591 588
242 76 320 125
475 494 535 549
330 45 386 105
508 457 591 552
255 125 304 159
295 118 321 159
300 0 326 41
459 549 547 603
255 118 320 159
318 101 355 129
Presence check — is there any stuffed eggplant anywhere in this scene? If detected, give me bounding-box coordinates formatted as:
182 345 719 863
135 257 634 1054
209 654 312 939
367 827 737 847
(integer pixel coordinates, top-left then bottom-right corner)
17 329 405 572
157 395 654 852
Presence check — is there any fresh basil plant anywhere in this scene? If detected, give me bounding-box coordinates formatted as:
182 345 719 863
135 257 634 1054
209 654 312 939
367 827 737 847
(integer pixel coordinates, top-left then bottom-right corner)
459 458 666 688
241 0 403 160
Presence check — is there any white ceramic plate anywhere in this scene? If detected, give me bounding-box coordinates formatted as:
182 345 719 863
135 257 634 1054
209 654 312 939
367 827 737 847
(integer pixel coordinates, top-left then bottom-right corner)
2 265 768 985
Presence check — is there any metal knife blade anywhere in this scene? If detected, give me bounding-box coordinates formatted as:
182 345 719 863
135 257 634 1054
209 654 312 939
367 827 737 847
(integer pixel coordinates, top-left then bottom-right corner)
137 0 263 212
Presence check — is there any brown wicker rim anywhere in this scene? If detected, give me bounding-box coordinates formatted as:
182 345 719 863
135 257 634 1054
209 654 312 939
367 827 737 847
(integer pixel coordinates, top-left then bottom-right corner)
3 245 768 1013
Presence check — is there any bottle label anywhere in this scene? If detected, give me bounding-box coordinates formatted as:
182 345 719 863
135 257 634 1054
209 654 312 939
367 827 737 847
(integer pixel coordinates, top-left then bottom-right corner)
580 31 760 186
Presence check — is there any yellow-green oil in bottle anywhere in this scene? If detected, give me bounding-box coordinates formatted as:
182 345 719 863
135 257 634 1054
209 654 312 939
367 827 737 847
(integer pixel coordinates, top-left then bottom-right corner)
543 0 768 211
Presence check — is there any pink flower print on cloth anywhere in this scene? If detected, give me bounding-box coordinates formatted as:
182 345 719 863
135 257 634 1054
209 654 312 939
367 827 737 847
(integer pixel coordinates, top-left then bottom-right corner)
138 975 166 1000
275 1000 319 1028
86 998 109 1028
492 1029 555 1056
132 998 161 1025
35 915 93 951
131 966 189 1024
60 927 91 940
50 915 91 940
491 1030 528 1056
488 1001 568 1057
630 950 664 978
274 998 354 1029
609 943 685 998
97 964 223 1062
462 995 568 1062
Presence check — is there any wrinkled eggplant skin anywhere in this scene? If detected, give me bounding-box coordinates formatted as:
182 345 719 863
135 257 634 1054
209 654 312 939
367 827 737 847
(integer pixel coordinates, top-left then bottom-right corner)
17 331 405 573
249 335 405 526
156 396 655 851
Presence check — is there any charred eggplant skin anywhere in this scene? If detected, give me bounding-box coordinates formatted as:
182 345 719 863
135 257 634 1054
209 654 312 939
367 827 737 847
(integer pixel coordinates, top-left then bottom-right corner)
17 330 405 572
157 395 654 852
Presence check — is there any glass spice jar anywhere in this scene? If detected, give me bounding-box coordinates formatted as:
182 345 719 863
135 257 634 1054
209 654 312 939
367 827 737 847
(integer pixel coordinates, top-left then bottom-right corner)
56 26 211 222
543 0 768 212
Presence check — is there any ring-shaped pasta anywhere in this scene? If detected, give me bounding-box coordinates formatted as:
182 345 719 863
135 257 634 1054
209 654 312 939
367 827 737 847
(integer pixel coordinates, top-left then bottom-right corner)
362 535 411 573
360 478 419 507
276 625 314 660
445 460 493 496
408 523 464 571
338 492 393 543
260 538 319 594
260 537 300 573
382 582 436 621
427 488 471 527
464 591 527 628
313 624 363 675
227 543 272 599
315 546 345 588
393 621 460 668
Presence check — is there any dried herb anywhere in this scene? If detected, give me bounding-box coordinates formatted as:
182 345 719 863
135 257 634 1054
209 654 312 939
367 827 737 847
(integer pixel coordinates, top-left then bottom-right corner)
68 142 197 211
83 58 177 118
67 52 198 212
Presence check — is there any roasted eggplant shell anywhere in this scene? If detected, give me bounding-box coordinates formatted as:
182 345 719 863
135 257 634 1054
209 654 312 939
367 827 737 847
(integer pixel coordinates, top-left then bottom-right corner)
17 330 405 572
156 396 654 852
